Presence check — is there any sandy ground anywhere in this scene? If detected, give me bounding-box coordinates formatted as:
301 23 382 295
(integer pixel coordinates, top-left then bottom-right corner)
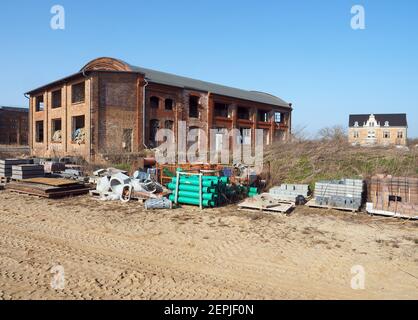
0 191 417 300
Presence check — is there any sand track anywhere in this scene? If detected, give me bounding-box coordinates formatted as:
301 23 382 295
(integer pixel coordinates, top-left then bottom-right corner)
0 192 417 300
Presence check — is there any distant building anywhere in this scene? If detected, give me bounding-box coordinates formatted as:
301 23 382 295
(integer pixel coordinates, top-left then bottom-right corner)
348 114 408 146
0 106 28 145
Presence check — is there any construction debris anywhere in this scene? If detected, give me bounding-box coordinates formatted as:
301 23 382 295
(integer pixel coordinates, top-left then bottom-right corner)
43 161 66 173
92 168 166 203
52 130 62 142
366 175 418 219
145 198 173 210
72 128 86 144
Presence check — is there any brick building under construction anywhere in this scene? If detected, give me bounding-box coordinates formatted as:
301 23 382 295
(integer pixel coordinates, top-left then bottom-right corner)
26 57 292 162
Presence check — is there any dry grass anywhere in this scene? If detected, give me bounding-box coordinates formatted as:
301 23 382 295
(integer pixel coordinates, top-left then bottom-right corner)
265 137 418 189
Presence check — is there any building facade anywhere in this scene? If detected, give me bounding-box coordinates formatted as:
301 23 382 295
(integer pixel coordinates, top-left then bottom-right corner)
348 114 408 146
26 57 292 162
0 106 28 145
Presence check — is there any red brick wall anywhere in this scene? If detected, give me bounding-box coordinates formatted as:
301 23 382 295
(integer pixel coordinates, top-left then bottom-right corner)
0 109 28 145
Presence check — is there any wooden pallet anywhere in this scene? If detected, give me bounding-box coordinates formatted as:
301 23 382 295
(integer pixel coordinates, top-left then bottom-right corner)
0 176 11 184
238 194 295 214
305 199 360 213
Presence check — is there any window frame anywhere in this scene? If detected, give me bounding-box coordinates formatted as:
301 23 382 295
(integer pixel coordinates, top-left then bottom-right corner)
189 95 199 119
51 89 62 109
35 95 45 112
71 81 85 105
150 96 160 109
35 120 44 143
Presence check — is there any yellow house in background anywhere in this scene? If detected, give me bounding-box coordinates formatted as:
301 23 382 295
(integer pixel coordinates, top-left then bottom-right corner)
348 114 408 146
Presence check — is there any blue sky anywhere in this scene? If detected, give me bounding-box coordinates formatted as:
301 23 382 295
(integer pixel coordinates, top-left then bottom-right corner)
1 0 417 137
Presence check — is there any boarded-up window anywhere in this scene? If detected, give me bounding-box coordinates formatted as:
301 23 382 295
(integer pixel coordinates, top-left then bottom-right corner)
240 128 252 145
72 82 85 104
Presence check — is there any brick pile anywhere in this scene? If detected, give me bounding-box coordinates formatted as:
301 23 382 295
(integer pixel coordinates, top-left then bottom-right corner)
368 175 418 217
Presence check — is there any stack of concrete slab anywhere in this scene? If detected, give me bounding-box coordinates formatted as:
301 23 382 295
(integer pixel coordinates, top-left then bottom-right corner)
12 164 45 180
0 159 33 178
269 184 310 202
315 179 364 210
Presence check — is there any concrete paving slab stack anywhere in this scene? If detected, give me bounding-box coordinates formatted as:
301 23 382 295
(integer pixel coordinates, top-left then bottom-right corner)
269 184 310 201
315 179 364 210
11 164 45 180
0 159 34 178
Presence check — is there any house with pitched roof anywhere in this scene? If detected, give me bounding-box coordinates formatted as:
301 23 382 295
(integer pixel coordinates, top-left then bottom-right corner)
348 113 408 146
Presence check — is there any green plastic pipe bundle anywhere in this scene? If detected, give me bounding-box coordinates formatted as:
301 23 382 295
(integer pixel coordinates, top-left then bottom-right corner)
167 183 216 193
168 195 215 207
171 178 215 188
172 191 217 201
168 173 233 208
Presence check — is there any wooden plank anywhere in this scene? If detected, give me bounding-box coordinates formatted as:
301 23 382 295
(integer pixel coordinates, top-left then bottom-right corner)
6 187 90 198
23 177 79 187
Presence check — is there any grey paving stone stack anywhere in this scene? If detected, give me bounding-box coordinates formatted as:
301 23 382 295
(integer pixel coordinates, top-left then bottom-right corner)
11 164 45 180
315 179 364 210
269 184 310 201
0 159 33 177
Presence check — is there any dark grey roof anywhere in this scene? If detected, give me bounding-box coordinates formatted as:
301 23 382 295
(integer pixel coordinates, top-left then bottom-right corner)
129 64 290 108
349 114 407 127
0 106 28 113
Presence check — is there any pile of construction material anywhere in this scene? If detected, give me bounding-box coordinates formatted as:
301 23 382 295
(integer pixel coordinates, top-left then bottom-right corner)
367 175 418 219
5 177 90 198
72 128 86 144
12 164 45 180
167 174 231 208
0 159 33 178
309 179 364 211
92 168 167 203
43 161 66 173
269 184 310 202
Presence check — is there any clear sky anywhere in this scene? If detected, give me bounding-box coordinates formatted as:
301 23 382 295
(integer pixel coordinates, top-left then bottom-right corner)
1 0 417 137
